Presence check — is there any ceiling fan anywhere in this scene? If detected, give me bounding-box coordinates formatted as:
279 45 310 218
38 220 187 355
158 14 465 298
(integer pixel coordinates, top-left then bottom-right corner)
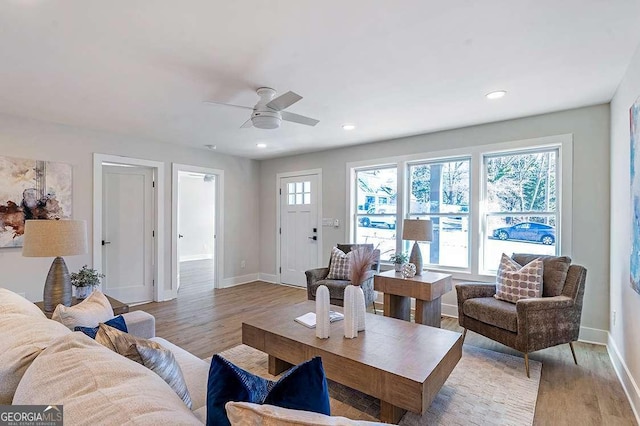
205 87 319 129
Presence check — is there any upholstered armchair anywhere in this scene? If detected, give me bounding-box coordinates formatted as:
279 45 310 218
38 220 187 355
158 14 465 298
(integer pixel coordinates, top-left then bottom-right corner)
456 254 587 377
306 243 381 309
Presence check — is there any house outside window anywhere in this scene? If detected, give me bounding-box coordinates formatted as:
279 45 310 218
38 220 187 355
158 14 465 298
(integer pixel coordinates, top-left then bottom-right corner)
354 167 397 257
348 134 572 280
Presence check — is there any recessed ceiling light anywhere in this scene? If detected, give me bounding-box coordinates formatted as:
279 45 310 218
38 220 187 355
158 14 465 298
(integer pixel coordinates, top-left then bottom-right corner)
486 90 507 100
342 123 356 130
204 144 217 150
256 143 267 148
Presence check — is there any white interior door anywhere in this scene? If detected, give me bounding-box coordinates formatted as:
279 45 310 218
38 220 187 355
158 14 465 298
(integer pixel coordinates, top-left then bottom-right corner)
102 165 154 303
280 174 319 286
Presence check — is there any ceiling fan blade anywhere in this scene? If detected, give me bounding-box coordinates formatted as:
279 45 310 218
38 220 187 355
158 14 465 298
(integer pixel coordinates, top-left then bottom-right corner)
204 101 254 111
266 91 302 111
240 119 253 128
281 111 319 127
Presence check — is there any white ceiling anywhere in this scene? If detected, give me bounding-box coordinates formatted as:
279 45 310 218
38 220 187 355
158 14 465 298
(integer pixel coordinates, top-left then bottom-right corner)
1 1 639 160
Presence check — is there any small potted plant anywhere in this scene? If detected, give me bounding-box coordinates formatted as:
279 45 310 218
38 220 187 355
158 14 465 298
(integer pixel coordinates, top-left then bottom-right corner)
389 252 409 272
70 265 105 299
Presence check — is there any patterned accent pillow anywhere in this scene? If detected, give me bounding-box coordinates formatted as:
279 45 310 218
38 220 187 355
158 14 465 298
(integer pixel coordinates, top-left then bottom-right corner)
494 253 543 303
94 324 193 408
326 247 351 280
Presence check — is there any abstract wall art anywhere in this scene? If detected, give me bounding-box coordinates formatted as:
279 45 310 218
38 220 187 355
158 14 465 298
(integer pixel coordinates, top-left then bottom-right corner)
0 156 72 248
630 96 640 295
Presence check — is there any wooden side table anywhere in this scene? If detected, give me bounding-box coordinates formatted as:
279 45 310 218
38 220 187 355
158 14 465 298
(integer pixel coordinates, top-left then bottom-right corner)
35 295 129 319
374 270 452 327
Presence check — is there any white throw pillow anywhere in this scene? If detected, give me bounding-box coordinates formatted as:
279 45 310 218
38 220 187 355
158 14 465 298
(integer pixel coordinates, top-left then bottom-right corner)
51 290 114 329
225 401 382 426
0 288 46 318
494 253 543 303
326 247 351 280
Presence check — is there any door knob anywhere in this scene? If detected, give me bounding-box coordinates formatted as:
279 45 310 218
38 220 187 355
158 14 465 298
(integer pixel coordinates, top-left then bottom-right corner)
178 234 184 238
102 240 111 246
308 236 317 241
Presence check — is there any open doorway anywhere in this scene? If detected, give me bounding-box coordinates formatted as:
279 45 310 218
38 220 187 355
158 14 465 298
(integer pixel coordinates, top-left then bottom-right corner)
172 164 224 298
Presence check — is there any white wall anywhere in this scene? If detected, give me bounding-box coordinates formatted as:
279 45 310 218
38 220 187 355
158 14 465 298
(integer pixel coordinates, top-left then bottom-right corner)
610 42 640 418
0 112 260 301
260 104 611 339
178 173 215 262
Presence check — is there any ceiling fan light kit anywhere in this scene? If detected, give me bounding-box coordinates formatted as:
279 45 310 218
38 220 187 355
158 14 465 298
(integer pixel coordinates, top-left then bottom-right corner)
206 87 319 129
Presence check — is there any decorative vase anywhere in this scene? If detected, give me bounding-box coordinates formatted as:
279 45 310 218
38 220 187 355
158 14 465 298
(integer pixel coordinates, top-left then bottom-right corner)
402 263 417 278
75 285 95 300
315 285 330 339
343 285 359 339
355 286 366 332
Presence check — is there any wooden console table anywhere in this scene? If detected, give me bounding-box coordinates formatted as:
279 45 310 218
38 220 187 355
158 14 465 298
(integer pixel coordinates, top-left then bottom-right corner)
374 270 452 327
35 295 129 318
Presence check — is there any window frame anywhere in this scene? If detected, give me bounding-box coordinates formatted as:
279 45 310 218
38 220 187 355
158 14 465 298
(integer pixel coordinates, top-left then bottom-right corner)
346 134 572 281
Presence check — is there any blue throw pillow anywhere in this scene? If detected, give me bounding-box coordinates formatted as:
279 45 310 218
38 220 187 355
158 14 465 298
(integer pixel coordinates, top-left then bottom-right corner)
206 355 330 426
74 315 128 339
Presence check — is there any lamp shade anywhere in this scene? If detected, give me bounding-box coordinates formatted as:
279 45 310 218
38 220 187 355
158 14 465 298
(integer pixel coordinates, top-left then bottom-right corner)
22 220 88 257
402 219 433 242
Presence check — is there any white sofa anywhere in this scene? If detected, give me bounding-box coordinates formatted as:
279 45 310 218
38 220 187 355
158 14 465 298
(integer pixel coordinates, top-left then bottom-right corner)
1 288 382 426
1 288 208 424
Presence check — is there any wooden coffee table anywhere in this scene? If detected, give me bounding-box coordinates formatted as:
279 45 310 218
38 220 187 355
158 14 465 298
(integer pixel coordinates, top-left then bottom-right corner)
242 301 462 423
374 270 452 327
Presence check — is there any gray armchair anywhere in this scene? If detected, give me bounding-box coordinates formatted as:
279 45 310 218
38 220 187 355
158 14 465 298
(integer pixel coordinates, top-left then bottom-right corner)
456 254 587 377
305 243 381 309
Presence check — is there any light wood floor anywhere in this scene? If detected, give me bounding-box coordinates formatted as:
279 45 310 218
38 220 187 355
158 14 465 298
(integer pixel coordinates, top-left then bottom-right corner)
178 259 215 296
134 281 637 425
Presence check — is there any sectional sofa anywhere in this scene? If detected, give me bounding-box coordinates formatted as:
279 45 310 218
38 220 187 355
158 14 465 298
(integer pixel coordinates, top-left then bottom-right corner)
0 288 381 425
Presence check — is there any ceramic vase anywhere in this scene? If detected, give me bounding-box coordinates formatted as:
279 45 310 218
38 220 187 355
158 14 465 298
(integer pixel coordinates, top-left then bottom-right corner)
355 286 366 332
343 285 359 338
315 285 330 339
75 285 95 300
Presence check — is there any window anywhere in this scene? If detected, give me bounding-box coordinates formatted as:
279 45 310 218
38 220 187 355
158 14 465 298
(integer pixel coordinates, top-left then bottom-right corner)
287 181 311 205
482 149 558 272
354 167 397 256
348 134 570 279
408 159 470 269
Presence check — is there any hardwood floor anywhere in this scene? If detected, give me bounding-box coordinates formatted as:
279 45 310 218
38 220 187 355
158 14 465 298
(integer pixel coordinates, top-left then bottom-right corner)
178 259 215 295
134 281 637 425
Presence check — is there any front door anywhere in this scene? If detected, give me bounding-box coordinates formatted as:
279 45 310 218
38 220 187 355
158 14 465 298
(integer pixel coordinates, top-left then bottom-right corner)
102 165 154 303
280 174 319 286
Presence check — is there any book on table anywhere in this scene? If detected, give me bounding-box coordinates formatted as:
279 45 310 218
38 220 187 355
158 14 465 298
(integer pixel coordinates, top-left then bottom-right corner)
294 311 344 328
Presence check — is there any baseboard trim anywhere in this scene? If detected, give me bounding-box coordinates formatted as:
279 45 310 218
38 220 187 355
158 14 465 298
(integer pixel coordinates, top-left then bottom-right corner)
438 304 608 345
179 255 213 262
258 273 277 283
607 333 640 424
578 326 608 345
220 273 260 288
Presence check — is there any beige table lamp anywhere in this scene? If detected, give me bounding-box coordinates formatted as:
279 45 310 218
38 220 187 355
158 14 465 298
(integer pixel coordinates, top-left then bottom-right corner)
22 219 88 313
402 219 433 276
